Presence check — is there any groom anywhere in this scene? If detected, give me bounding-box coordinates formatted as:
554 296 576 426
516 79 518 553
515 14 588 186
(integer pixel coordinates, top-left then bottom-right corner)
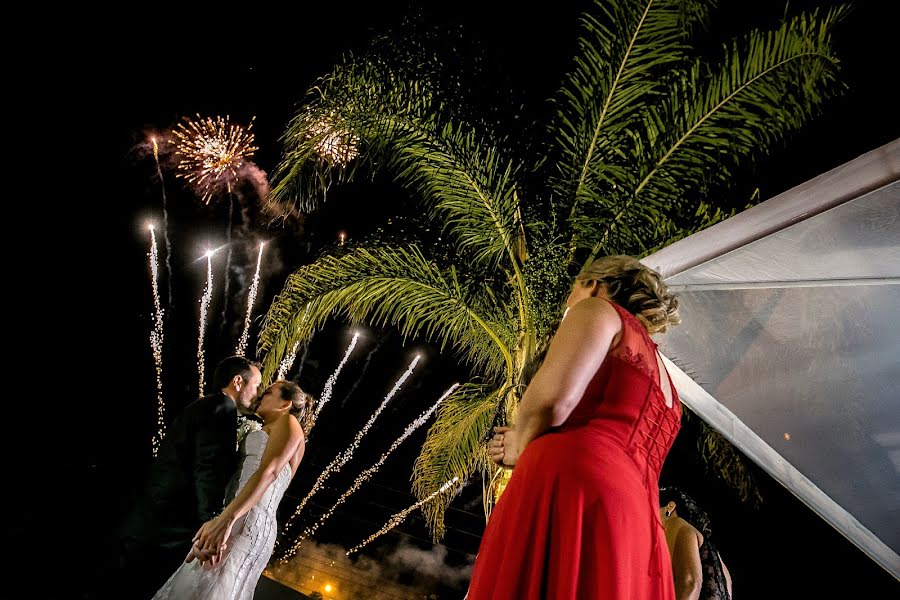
116 355 262 599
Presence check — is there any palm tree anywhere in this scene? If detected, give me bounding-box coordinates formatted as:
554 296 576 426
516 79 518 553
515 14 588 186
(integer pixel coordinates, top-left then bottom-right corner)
260 0 845 540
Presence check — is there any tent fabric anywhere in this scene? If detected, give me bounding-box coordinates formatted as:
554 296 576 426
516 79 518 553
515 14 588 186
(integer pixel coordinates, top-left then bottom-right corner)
643 140 900 578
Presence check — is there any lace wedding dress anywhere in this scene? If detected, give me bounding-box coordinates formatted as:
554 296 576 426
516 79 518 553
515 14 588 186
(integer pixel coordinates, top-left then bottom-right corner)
153 429 291 599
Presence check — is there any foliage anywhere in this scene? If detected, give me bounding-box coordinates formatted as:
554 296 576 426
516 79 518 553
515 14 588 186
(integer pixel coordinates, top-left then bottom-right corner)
261 0 844 539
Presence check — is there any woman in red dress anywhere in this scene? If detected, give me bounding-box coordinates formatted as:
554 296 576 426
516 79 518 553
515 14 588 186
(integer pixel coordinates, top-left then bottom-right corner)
467 255 682 599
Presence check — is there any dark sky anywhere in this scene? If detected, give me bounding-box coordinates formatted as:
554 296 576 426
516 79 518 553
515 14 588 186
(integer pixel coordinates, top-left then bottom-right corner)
20 0 898 597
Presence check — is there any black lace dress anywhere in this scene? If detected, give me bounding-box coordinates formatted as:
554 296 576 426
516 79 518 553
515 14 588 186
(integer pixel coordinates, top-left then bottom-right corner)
698 538 730 600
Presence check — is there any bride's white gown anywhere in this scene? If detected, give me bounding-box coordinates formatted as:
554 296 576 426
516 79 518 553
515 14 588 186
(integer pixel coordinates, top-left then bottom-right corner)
153 429 291 599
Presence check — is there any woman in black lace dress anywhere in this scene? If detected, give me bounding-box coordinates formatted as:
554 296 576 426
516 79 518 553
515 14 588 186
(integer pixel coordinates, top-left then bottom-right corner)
659 487 733 600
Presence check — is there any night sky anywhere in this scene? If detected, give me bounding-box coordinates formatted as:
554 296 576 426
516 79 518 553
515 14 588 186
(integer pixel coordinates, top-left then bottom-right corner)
19 1 898 597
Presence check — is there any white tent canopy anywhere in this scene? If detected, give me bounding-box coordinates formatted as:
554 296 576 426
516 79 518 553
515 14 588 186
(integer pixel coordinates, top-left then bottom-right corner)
643 140 900 577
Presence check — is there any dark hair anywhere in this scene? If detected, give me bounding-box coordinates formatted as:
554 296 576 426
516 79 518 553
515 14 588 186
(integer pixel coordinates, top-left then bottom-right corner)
212 356 260 391
276 380 316 436
660 487 713 540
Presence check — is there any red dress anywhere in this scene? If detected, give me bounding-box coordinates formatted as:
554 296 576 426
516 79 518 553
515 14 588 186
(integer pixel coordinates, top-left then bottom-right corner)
467 301 680 599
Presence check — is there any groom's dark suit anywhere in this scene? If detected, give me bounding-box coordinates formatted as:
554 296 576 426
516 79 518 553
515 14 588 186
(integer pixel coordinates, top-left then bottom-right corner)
117 391 239 599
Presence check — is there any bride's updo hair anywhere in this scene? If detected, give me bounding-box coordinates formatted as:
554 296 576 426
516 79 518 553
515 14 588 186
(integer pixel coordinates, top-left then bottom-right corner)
280 381 316 435
576 255 680 334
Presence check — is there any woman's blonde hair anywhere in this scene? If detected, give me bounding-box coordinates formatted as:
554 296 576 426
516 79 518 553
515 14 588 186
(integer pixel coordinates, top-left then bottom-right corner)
576 255 680 334
280 381 316 436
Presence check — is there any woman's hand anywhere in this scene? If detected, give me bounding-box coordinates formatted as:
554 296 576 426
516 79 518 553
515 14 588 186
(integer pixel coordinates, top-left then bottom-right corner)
186 512 236 566
488 426 520 468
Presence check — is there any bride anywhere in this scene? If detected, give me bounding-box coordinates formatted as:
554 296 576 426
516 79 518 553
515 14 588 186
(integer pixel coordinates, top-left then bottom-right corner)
153 380 314 599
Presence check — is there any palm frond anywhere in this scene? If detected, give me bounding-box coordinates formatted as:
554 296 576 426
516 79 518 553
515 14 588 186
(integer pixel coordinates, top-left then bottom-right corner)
259 1 849 542
681 407 763 507
411 383 502 540
257 245 514 384
384 123 525 272
588 7 845 259
270 57 525 274
269 58 436 209
553 0 713 221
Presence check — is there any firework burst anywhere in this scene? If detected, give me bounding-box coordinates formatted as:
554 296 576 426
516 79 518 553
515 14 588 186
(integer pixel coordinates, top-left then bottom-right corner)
309 114 358 165
174 114 258 203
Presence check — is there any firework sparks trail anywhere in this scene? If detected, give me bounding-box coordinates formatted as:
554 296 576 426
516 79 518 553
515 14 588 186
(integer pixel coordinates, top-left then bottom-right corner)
298 384 459 541
236 242 265 356
346 477 460 556
148 225 166 456
314 332 360 419
198 251 214 394
296 341 311 379
276 303 311 380
151 137 173 308
339 336 385 409
220 195 235 331
174 114 258 204
278 341 301 381
278 355 422 560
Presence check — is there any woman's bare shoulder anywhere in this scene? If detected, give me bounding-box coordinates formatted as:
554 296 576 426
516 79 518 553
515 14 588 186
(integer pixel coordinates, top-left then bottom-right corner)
568 296 621 326
675 517 703 546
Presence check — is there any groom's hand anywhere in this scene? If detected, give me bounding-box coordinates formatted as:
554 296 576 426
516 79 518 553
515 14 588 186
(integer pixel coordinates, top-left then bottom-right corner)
185 541 219 565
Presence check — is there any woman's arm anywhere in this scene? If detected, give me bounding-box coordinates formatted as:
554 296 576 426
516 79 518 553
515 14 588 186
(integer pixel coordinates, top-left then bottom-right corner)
190 414 304 562
721 556 732 598
672 526 703 600
288 436 306 476
500 297 620 465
